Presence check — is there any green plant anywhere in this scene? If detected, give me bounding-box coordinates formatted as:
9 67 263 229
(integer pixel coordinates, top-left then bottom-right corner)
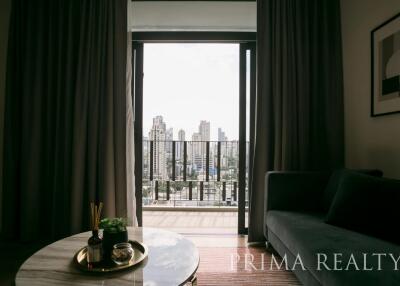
99 217 127 233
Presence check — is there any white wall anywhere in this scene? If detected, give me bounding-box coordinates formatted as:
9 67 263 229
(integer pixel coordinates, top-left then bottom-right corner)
128 1 256 31
0 0 11 227
341 0 400 179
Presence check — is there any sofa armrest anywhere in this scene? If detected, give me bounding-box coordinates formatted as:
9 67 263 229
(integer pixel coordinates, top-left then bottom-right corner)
264 171 331 213
263 171 331 240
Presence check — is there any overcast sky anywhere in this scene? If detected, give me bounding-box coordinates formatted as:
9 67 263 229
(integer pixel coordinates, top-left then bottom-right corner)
143 43 239 141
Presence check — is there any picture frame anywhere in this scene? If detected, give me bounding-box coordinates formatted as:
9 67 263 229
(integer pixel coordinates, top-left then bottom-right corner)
371 12 400 117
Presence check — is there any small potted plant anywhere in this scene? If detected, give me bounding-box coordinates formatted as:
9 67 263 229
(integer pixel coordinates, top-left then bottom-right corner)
99 218 128 261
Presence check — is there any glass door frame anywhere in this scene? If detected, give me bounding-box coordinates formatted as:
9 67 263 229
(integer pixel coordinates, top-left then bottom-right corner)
132 32 256 234
239 42 256 234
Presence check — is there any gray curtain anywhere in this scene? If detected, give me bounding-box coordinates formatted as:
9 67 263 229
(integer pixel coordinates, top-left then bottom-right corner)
249 0 344 242
2 0 133 241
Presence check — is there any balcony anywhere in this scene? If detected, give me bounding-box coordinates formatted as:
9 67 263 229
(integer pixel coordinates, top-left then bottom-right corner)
142 140 249 209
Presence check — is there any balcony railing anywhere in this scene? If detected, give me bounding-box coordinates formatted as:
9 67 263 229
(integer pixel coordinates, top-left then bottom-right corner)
142 140 249 207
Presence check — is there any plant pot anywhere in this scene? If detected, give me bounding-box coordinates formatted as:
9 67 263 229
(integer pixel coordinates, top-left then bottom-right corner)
102 230 128 262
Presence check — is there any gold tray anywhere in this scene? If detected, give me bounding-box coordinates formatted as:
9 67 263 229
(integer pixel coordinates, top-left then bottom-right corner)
74 240 148 273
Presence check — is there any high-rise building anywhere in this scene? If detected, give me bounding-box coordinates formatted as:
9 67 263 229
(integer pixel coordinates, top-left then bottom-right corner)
148 116 167 180
199 120 210 141
192 132 202 142
177 129 185 161
191 120 210 172
178 129 185 141
165 128 173 154
166 128 173 141
190 132 202 170
143 136 150 178
191 132 202 157
150 116 166 133
218 128 228 141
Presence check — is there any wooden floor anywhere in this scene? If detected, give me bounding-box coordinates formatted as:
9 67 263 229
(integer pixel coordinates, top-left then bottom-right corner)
184 233 299 285
143 210 242 234
194 242 300 286
145 210 300 285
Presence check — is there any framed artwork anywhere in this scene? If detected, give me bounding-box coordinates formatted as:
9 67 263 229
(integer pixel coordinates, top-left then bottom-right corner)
371 13 400 117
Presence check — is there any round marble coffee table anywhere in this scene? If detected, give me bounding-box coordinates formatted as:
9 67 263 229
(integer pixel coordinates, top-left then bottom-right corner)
16 227 199 286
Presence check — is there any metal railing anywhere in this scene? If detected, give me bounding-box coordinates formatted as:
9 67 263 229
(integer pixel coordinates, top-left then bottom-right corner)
142 140 249 207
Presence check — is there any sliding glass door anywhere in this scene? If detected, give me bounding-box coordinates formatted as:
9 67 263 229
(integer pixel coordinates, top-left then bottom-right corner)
132 34 255 234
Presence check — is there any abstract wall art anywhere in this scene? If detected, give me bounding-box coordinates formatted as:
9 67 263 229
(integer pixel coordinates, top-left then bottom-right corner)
371 13 400 116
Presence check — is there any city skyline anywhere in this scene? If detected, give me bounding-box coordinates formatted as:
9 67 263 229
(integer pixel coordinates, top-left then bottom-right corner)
143 43 239 141
145 115 230 142
145 115 239 181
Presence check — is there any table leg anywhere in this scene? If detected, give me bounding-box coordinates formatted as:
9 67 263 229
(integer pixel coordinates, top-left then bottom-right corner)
185 274 197 286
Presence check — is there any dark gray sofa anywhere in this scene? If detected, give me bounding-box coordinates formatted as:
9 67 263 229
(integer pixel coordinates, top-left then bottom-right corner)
264 170 400 286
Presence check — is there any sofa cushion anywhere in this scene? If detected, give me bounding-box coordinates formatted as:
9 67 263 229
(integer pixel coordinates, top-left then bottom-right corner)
267 210 400 286
325 171 400 245
322 169 383 212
